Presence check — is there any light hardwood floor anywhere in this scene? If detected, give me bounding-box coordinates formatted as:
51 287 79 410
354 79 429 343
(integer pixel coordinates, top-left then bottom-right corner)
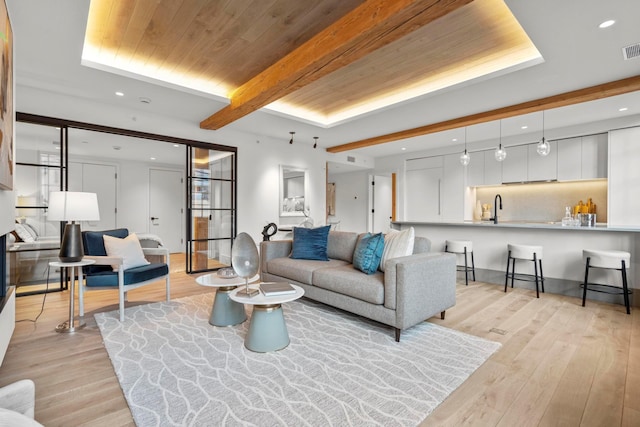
0 271 637 426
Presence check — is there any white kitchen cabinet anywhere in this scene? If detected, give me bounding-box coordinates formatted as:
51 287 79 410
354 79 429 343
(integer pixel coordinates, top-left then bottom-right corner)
581 133 607 179
557 133 607 181
465 149 502 187
405 156 443 221
442 153 464 221
556 137 582 181
527 141 557 181
608 127 640 227
465 150 484 187
484 150 502 185
500 145 528 183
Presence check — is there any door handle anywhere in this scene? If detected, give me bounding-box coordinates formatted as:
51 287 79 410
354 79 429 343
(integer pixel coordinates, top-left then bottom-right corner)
151 217 159 220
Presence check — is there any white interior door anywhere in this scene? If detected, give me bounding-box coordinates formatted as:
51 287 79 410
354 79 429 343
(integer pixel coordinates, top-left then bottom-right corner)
149 169 184 253
69 161 117 231
371 174 392 233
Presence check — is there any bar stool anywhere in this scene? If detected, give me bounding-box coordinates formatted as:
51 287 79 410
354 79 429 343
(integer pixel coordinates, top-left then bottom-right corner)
445 240 475 286
582 249 632 314
504 244 544 298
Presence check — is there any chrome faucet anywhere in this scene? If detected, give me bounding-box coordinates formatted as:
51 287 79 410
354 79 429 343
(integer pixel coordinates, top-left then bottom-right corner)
492 194 503 224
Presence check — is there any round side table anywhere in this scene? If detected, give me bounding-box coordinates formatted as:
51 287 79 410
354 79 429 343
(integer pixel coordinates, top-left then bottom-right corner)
230 284 304 352
195 273 259 326
49 259 96 333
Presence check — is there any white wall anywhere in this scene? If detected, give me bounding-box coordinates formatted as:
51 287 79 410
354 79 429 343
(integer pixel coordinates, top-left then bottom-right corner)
327 170 370 233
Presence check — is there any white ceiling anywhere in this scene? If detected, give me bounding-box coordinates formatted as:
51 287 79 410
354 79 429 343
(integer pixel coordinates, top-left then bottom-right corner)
6 0 640 163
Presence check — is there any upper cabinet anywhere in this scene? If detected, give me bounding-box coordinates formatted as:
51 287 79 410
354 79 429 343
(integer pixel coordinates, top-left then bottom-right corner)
465 149 502 186
527 141 557 181
557 133 607 181
501 145 528 183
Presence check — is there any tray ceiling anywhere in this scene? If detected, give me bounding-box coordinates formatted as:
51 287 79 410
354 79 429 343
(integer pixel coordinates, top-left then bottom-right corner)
82 0 541 127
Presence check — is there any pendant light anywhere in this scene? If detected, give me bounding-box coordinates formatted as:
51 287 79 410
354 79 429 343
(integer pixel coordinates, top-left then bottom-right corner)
459 127 470 166
289 131 295 144
495 120 507 161
536 111 550 156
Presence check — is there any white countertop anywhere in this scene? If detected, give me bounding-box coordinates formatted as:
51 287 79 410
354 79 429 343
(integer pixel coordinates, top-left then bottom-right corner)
392 221 640 233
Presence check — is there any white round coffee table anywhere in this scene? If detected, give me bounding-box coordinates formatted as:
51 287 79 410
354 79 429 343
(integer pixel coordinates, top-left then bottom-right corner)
196 273 259 326
230 284 304 352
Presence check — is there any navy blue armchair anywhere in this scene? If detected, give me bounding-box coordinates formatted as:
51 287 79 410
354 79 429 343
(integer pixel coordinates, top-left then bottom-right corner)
79 228 170 321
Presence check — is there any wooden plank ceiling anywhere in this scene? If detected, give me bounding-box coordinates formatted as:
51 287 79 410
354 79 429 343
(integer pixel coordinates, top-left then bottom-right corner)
84 0 547 148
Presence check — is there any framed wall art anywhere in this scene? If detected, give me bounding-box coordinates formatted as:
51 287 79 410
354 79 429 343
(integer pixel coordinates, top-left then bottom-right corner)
0 0 12 191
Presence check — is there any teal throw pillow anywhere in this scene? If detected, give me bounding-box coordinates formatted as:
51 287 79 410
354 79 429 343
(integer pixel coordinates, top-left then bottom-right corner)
290 225 331 261
353 232 385 274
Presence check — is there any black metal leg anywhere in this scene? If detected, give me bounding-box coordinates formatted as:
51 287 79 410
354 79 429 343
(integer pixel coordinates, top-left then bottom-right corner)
539 259 545 293
622 261 631 315
533 254 540 298
471 251 476 281
464 247 469 286
504 251 511 292
511 257 516 289
582 258 590 307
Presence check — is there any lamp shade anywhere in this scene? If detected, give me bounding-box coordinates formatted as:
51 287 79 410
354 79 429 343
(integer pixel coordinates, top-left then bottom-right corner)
48 192 100 221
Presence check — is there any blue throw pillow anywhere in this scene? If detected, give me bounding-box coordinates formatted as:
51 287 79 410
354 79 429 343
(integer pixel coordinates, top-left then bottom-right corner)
290 225 331 261
353 232 385 274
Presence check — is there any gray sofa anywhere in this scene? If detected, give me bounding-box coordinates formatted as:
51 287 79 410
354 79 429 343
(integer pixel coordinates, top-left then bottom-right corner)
260 231 457 341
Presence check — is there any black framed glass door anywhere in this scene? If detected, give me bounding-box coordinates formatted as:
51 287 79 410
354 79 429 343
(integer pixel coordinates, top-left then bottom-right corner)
186 146 236 273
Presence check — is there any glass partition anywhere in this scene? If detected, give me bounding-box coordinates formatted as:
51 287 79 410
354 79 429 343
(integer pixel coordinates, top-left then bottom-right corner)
187 147 236 273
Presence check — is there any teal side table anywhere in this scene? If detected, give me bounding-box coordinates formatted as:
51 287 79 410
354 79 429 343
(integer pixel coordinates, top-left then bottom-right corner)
196 273 259 327
230 284 304 352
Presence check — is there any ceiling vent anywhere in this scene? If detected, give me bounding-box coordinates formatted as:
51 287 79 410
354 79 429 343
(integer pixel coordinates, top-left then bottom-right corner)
622 42 640 60
347 156 356 163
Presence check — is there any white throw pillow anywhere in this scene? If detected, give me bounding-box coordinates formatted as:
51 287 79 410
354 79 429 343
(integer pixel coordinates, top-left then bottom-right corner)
14 223 36 243
103 233 150 272
379 227 415 272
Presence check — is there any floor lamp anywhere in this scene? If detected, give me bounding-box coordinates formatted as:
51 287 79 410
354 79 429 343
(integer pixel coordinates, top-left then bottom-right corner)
48 191 100 262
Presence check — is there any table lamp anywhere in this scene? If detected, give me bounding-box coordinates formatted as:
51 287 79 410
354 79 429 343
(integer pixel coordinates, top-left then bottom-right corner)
48 191 100 262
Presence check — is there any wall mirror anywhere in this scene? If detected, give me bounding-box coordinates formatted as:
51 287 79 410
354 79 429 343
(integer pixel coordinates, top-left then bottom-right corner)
280 165 308 216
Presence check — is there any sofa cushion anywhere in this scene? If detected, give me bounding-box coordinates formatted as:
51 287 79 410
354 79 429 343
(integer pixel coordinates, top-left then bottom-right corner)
290 225 331 261
266 257 349 285
353 232 385 274
327 231 359 263
85 263 169 287
313 265 385 305
379 227 415 272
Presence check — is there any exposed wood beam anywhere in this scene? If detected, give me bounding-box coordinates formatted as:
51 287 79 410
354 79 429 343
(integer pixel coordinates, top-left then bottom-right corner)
200 0 474 130
327 75 640 153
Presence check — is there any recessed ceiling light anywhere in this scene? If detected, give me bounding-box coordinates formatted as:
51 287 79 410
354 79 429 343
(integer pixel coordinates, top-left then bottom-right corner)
452 138 458 142
619 107 628 112
173 144 180 148
401 147 406 151
115 91 124 96
150 157 156 160
521 125 528 129
599 20 615 29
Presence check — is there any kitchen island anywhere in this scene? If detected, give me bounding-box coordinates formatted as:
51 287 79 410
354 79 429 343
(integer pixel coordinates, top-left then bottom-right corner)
392 221 639 307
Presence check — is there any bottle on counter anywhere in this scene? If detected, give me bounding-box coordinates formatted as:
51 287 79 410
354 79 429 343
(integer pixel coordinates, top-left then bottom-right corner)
561 206 573 226
474 200 482 221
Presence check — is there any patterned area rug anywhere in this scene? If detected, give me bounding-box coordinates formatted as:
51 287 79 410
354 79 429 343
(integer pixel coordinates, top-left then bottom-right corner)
96 294 500 426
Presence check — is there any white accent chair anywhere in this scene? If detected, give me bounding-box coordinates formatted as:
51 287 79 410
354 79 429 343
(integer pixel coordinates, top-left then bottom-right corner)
0 379 43 426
